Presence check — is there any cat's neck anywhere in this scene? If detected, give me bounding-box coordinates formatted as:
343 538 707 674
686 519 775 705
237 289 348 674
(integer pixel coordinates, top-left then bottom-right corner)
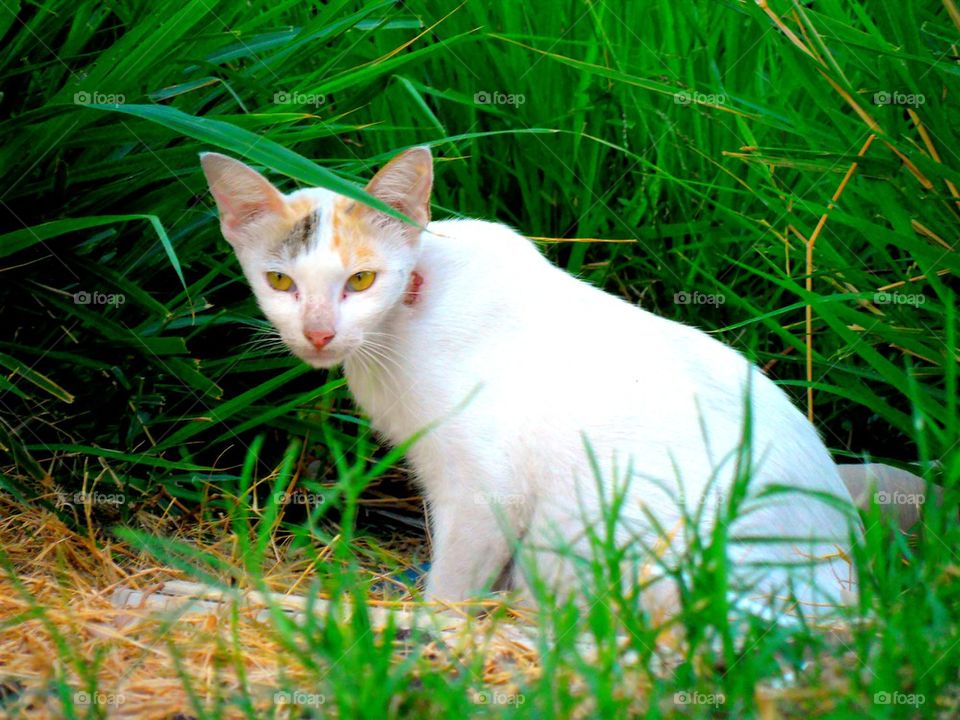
343 269 422 390
343 290 411 380
342 267 426 441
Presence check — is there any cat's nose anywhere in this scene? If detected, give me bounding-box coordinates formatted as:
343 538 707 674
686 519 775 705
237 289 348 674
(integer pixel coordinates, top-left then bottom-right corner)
304 329 335 350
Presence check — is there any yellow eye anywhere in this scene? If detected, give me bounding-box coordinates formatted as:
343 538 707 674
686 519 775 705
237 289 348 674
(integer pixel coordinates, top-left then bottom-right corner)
266 271 294 292
347 271 376 292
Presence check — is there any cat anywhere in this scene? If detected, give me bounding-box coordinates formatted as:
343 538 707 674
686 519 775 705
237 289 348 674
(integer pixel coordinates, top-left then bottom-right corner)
201 146 861 618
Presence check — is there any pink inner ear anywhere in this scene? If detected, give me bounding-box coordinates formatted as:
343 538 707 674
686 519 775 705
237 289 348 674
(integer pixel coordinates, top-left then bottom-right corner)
209 175 287 240
364 147 433 228
217 196 271 234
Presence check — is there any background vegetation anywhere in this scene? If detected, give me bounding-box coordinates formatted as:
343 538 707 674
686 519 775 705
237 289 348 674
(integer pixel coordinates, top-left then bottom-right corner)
0 0 957 717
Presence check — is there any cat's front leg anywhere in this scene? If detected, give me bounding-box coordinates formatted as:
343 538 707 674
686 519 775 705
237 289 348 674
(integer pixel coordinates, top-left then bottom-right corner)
424 495 517 603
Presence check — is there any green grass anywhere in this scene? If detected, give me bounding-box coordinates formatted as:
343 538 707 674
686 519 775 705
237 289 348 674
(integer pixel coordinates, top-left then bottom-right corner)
0 0 958 717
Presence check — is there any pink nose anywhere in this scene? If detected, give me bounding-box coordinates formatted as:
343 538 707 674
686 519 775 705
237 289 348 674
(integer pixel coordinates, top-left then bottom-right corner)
304 329 335 350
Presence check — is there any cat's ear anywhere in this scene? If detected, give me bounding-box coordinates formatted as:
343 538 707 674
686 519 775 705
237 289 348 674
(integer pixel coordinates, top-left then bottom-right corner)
200 152 288 246
364 146 433 232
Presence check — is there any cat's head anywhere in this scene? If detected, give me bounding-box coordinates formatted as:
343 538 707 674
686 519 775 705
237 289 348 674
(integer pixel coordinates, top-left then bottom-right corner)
200 147 432 368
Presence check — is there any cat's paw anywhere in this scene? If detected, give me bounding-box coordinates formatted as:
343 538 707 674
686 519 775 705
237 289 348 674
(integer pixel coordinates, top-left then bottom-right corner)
423 575 464 605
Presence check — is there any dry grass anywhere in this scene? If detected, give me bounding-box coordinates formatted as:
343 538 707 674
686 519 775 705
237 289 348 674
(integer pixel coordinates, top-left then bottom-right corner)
4 491 931 719
0 494 554 718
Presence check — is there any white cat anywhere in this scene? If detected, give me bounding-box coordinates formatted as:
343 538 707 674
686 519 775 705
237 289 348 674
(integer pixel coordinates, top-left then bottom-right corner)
201 146 860 617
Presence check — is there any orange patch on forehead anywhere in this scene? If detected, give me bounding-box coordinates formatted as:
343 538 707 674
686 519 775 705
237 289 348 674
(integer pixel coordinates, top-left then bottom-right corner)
331 196 377 268
286 195 317 221
330 197 345 249
275 196 323 254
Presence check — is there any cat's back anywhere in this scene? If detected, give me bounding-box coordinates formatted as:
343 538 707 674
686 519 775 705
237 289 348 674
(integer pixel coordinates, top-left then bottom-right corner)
418 219 635 325
413 219 730 381
412 218 583 344
420 219 553 285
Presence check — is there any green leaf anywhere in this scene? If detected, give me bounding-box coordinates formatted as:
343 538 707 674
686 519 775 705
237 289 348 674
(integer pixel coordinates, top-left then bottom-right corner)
0 353 74 403
0 215 186 292
89 104 416 225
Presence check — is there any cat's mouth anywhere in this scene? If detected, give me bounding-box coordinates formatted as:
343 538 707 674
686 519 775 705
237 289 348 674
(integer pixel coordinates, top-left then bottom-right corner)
297 346 346 368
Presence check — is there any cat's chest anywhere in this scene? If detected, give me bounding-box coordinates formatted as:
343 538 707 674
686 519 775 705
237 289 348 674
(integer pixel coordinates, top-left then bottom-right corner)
343 355 426 446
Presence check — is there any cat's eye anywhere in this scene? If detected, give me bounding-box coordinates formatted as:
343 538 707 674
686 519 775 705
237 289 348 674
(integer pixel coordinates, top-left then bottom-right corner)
347 271 376 292
266 271 294 292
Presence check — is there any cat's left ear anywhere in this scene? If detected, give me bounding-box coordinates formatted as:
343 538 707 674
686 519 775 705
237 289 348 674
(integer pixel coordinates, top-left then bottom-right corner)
200 152 289 246
364 146 433 233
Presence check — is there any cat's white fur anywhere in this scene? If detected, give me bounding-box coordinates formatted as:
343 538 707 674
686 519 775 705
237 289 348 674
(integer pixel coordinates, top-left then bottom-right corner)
202 147 859 617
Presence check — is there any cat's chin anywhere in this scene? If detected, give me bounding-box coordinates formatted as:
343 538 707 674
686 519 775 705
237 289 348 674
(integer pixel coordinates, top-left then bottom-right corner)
295 348 346 369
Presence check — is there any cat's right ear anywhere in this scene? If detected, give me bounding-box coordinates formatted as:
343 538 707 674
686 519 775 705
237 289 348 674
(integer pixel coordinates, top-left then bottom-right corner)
200 152 288 246
364 146 433 231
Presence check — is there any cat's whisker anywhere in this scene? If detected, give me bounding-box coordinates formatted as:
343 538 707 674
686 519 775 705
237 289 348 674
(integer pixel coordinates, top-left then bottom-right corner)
362 336 412 366
237 331 290 357
356 345 422 420
354 345 400 389
364 343 402 377
361 340 407 371
365 330 403 342
241 334 283 346
364 339 412 363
